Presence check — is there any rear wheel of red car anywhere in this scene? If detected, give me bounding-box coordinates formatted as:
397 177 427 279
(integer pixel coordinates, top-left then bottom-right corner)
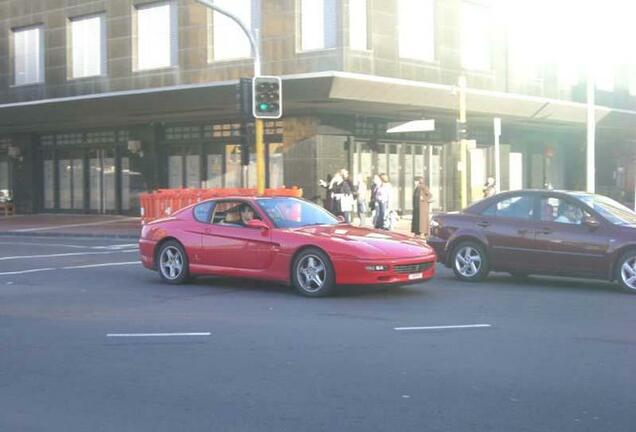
451 241 489 282
292 248 335 297
617 250 636 294
157 240 190 285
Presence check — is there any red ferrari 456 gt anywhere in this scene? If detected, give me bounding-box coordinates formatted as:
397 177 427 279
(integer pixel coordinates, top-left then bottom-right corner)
139 196 436 296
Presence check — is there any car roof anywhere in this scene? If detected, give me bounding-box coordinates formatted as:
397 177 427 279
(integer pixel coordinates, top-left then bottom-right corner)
464 189 596 214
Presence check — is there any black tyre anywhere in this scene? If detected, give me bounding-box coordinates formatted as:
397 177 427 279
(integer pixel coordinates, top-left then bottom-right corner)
616 250 636 294
291 248 335 297
157 240 190 284
451 240 489 282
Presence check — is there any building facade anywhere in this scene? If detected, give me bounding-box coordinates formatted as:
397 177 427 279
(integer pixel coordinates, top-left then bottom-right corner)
1 0 635 216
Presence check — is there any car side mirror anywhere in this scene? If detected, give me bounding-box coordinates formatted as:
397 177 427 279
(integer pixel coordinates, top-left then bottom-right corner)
336 215 346 223
583 215 600 229
246 219 269 230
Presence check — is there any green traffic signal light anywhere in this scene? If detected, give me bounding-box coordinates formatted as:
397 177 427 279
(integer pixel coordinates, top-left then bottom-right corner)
258 103 270 111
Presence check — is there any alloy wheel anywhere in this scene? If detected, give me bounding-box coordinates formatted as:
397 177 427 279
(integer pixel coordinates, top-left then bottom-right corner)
296 254 327 294
455 246 482 278
620 256 636 291
160 246 184 280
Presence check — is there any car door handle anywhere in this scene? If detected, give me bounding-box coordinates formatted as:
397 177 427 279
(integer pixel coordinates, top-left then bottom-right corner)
476 221 490 228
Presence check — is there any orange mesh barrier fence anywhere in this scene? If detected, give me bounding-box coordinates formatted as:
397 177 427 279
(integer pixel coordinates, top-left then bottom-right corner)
140 187 303 223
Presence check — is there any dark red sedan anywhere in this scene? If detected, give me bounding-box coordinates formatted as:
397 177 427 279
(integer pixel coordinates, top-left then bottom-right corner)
428 190 636 293
139 196 436 297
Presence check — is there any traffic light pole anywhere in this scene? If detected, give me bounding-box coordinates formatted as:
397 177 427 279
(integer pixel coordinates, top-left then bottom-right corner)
195 0 266 195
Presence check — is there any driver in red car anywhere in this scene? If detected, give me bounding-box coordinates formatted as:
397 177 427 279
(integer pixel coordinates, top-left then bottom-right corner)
240 205 256 226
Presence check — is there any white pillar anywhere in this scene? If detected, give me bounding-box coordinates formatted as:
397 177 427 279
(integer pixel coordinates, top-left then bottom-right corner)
494 117 501 193
586 75 595 193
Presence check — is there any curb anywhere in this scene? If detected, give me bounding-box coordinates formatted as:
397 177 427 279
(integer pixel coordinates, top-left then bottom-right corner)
0 231 139 240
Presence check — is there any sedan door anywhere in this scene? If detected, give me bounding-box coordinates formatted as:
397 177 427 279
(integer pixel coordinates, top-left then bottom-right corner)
533 195 611 277
477 193 545 272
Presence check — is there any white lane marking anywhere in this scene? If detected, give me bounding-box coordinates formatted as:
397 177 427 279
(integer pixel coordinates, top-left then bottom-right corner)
0 261 140 276
106 332 211 338
0 268 56 276
11 217 139 232
61 261 140 270
92 244 138 250
0 240 137 250
0 241 91 249
394 324 492 331
0 250 137 261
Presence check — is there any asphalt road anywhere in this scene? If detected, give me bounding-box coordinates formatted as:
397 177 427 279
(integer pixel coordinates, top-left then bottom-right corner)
0 236 634 432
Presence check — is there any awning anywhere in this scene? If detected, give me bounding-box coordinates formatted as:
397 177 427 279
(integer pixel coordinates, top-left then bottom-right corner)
0 71 634 134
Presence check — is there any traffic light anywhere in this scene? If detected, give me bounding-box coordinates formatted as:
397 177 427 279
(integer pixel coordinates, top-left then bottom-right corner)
455 119 468 142
237 78 253 119
252 76 282 119
240 122 254 166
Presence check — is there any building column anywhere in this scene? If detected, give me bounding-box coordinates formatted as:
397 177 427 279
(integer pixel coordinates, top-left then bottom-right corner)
10 133 39 214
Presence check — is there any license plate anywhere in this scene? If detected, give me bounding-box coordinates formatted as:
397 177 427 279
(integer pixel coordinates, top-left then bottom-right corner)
408 273 423 280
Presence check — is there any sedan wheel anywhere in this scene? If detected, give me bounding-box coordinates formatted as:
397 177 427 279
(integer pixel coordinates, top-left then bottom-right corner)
617 252 636 294
451 241 489 282
292 248 335 297
157 241 190 284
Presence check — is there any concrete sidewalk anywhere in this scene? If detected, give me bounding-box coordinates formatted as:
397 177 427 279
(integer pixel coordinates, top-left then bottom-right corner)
0 213 415 239
0 214 141 239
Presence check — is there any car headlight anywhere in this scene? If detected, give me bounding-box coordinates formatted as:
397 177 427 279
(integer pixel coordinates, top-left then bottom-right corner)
365 264 389 272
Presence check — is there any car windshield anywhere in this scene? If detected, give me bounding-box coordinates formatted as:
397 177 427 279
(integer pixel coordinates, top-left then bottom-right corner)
575 193 636 225
256 198 338 228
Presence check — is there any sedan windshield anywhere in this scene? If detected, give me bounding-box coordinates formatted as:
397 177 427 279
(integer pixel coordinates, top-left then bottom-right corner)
257 198 338 228
575 193 636 225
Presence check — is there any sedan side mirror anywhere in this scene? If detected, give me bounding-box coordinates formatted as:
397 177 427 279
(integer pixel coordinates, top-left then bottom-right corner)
583 215 600 229
336 215 346 223
246 219 270 230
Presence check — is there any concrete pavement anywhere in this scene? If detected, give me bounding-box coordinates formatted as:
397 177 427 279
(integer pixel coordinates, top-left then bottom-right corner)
0 236 634 432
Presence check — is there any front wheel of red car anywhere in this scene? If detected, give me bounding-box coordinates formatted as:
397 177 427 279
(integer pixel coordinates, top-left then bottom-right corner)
451 241 489 282
616 250 636 294
292 248 335 297
157 240 190 285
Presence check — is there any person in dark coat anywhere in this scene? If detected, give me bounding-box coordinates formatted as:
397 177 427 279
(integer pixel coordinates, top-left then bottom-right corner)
411 176 433 237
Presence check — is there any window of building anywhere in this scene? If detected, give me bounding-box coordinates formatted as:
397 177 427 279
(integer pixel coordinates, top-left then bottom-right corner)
398 0 434 61
208 0 258 62
460 1 492 71
70 15 105 79
349 0 370 51
13 26 44 85
135 2 177 71
299 0 337 51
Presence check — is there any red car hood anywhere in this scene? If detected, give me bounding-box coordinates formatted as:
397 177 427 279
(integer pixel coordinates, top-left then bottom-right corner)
291 224 434 260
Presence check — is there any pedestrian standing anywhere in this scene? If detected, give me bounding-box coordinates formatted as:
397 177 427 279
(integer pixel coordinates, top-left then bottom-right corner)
318 174 333 212
371 174 384 229
379 173 394 230
411 176 433 237
482 176 496 198
353 173 368 227
339 169 354 223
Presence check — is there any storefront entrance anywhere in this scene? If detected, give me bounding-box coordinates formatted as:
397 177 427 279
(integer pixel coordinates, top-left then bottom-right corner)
352 140 444 213
40 131 143 215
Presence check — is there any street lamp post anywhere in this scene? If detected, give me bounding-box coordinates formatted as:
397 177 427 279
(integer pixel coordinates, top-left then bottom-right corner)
195 0 266 195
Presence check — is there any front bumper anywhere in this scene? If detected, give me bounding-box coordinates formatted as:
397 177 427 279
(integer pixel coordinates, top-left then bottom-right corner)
426 236 448 266
333 255 436 286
